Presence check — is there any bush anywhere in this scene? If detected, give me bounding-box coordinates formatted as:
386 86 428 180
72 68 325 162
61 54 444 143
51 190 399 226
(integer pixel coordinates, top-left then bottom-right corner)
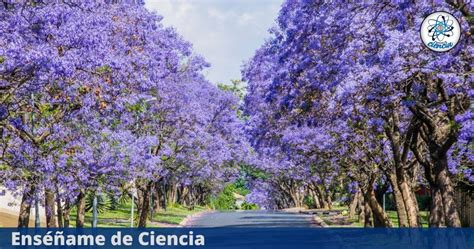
85 192 113 213
210 184 237 210
241 202 259 210
303 195 316 209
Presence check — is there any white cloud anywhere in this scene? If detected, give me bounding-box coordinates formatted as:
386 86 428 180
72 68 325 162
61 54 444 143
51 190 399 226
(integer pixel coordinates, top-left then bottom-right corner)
145 0 283 84
207 7 232 22
237 12 253 26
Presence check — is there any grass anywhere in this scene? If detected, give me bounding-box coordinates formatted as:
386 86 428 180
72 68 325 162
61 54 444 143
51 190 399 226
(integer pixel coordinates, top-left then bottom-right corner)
328 205 348 211
150 205 207 225
387 210 429 228
68 202 207 228
323 209 429 228
346 217 364 228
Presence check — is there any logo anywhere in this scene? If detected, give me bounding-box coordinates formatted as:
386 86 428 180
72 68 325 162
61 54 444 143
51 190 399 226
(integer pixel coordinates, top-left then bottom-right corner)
420 11 460 52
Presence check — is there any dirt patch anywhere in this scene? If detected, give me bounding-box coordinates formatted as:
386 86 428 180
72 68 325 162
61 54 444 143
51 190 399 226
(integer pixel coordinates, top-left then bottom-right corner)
321 214 355 227
180 210 215 227
0 208 45 227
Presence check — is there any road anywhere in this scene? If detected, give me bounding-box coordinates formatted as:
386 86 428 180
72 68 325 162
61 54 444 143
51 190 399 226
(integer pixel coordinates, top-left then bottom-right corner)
186 210 319 228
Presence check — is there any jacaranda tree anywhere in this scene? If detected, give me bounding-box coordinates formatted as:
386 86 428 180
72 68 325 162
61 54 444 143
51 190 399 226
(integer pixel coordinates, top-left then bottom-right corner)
243 0 473 227
0 1 249 228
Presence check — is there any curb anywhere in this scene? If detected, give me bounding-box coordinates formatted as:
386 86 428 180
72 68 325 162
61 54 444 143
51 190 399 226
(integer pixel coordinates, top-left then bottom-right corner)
280 208 329 227
179 210 214 227
280 207 305 213
313 215 329 227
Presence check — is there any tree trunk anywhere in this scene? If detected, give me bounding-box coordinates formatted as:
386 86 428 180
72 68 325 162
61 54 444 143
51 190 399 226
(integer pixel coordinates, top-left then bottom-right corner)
310 189 321 209
290 187 302 208
45 190 57 228
429 187 446 227
387 173 409 227
136 186 144 219
349 191 361 219
365 189 392 227
315 186 329 209
434 157 461 227
408 79 464 227
326 194 333 210
76 189 86 228
364 174 392 228
63 200 71 228
384 117 420 227
153 183 161 212
18 186 34 228
363 201 373 227
181 186 189 207
138 182 152 228
397 176 420 227
357 189 365 223
167 183 178 206
56 197 63 228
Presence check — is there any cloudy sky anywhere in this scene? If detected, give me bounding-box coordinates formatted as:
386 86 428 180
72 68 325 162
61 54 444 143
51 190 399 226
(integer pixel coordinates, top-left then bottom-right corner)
145 0 283 85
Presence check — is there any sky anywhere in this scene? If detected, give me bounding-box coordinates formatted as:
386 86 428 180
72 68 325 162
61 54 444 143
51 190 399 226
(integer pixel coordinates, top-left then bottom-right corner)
144 0 283 85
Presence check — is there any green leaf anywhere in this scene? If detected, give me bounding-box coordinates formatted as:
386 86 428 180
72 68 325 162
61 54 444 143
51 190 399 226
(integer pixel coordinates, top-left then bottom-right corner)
0 164 10 171
96 65 112 74
38 103 59 117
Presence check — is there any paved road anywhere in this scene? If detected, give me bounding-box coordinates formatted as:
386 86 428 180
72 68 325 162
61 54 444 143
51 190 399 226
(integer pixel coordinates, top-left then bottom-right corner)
186 210 319 228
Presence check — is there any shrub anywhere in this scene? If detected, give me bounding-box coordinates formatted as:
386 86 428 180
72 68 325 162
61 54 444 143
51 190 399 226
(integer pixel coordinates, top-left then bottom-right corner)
241 202 259 210
210 184 237 210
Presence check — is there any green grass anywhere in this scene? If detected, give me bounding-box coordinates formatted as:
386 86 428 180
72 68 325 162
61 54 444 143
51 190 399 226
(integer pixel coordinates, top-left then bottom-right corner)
387 210 429 228
68 202 207 228
324 210 429 228
150 205 207 225
327 205 348 211
348 218 364 227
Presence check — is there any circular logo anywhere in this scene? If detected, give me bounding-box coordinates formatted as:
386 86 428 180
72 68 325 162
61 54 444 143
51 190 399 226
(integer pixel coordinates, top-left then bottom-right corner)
420 11 460 52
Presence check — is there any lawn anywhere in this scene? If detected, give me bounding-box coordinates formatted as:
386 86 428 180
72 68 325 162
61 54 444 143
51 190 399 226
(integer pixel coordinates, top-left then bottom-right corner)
323 209 429 228
388 210 429 228
68 202 207 228
150 205 207 225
